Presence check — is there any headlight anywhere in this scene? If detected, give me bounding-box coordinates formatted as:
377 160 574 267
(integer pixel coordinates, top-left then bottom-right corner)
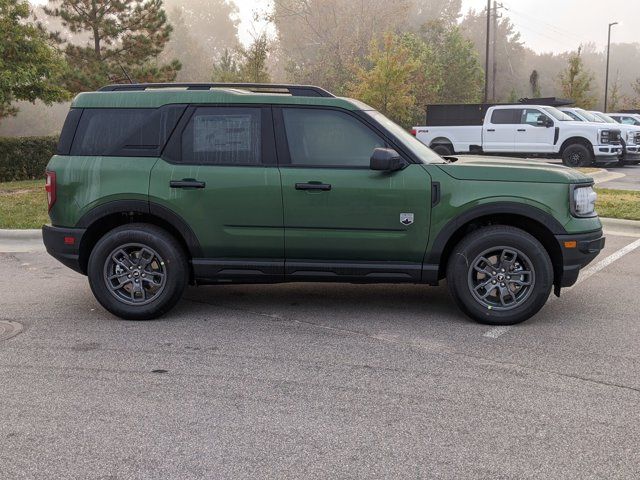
571 184 597 217
599 130 610 144
627 131 636 144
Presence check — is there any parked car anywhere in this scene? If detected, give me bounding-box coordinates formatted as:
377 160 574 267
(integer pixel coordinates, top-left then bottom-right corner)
558 108 640 166
607 112 640 126
43 83 605 325
413 104 622 167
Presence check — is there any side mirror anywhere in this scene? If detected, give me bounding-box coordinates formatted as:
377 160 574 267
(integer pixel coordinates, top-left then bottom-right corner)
537 116 553 128
370 148 408 172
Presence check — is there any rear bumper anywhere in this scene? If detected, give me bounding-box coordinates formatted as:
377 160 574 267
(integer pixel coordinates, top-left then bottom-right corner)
555 229 605 288
42 225 86 274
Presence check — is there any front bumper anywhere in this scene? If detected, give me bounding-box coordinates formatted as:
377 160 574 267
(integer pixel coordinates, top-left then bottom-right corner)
623 145 640 161
594 144 623 163
554 229 605 290
42 225 86 274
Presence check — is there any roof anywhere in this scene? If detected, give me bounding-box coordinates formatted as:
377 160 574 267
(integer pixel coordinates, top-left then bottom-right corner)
72 83 362 110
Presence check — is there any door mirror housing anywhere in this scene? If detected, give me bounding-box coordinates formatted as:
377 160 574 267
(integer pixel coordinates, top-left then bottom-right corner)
537 116 553 128
370 148 408 171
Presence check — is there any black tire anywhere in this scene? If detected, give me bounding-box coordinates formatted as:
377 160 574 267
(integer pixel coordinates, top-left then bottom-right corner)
432 144 453 156
87 223 188 320
562 143 593 167
446 225 553 325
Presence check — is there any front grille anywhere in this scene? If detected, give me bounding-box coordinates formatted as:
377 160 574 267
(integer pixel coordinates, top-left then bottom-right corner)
610 130 622 143
635 132 640 144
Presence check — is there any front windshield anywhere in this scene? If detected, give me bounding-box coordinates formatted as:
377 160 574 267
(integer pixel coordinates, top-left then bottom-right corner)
592 112 618 124
575 108 600 122
562 110 582 121
543 106 573 121
364 110 444 164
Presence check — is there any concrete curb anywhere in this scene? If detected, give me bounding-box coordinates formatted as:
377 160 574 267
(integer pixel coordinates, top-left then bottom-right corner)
0 229 41 240
600 217 640 237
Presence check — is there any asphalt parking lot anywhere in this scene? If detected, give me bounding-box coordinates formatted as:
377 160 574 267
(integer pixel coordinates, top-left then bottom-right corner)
1 231 639 479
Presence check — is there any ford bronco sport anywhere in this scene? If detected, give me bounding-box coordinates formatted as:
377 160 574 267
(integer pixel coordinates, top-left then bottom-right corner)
43 83 605 325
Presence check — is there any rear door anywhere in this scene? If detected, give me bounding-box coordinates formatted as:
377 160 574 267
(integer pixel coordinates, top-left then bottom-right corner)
483 108 520 152
275 106 432 281
149 105 284 281
516 108 556 153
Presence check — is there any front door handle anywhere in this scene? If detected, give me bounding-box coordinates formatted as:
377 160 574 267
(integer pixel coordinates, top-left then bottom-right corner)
295 182 332 191
517 128 526 132
486 128 496 132
170 179 206 189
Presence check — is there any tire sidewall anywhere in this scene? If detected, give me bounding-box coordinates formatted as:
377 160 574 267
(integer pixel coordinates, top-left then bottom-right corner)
447 227 553 325
88 224 187 320
562 144 592 167
432 144 453 156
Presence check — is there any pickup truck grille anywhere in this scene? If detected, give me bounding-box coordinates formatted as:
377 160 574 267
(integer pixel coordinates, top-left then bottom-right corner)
635 132 640 144
610 130 622 143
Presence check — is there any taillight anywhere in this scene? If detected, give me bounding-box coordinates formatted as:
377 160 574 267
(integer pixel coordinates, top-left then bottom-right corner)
410 128 417 136
45 171 56 211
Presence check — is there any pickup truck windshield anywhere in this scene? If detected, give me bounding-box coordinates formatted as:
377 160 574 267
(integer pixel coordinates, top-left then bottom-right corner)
592 112 618 124
575 109 600 122
542 107 573 121
364 111 445 164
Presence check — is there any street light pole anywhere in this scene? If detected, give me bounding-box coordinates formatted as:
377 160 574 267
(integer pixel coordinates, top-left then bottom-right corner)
604 21 618 112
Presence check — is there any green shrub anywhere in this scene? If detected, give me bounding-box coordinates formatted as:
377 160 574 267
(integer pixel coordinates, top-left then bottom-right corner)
0 136 58 182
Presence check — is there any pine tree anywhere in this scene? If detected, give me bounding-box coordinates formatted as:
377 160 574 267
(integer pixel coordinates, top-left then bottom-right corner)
44 0 181 92
349 33 419 127
238 35 270 83
0 0 69 120
557 46 596 109
529 70 541 98
211 49 240 82
608 72 621 112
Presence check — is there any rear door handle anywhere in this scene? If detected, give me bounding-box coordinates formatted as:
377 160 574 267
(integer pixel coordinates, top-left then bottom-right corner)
170 179 206 189
486 128 496 132
517 128 526 132
295 182 332 191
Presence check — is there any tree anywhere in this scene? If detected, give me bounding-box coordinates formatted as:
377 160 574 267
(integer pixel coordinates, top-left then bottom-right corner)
0 0 69 120
238 34 270 83
160 7 210 81
557 46 596 109
628 77 640 109
406 0 462 29
608 72 621 112
349 33 418 127
211 49 240 82
529 70 541 98
44 0 181 92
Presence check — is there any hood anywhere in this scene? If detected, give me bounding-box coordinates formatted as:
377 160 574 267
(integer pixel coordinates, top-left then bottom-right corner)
436 157 592 184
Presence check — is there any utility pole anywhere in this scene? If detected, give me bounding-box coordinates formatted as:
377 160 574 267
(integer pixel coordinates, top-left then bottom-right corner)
483 0 491 103
604 21 618 112
491 1 498 102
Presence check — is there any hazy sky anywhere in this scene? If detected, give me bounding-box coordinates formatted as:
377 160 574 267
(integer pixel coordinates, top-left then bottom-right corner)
31 0 637 54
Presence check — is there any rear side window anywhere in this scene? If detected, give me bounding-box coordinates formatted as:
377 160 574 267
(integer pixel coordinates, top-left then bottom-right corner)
181 107 261 165
70 106 185 156
490 109 521 124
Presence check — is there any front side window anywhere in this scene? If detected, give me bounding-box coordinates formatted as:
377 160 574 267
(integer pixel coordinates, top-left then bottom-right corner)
521 109 549 126
282 108 385 167
181 107 261 165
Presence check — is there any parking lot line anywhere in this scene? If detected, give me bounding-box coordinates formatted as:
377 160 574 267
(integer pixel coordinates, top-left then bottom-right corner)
484 237 640 339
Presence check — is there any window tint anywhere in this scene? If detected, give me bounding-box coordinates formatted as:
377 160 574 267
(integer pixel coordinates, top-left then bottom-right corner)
490 109 521 124
521 109 549 126
71 106 184 156
181 107 261 165
282 108 385 167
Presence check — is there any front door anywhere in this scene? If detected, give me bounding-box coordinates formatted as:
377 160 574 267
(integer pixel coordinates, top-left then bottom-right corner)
149 106 284 281
516 108 556 153
275 107 432 281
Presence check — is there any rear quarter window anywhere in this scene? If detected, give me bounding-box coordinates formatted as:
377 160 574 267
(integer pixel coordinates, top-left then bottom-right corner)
70 106 185 156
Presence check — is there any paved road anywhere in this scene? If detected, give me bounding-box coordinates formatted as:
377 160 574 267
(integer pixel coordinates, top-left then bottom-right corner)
1 234 640 479
598 163 640 191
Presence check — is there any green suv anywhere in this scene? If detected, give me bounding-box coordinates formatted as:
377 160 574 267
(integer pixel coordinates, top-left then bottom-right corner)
43 83 605 325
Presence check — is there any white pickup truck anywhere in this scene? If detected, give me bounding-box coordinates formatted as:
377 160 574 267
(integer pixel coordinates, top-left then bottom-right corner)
413 104 622 167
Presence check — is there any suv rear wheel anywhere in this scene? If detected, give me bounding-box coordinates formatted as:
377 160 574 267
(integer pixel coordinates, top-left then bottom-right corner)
87 224 188 320
446 225 553 325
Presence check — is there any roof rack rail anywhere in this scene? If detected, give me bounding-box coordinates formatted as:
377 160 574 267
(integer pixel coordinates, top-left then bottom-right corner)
98 83 335 98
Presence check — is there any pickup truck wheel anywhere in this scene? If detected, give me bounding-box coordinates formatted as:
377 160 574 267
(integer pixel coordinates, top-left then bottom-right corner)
446 226 553 325
432 144 453 156
87 223 188 320
562 144 592 167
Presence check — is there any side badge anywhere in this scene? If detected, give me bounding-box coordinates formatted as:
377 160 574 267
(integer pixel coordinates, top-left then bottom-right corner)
400 213 414 226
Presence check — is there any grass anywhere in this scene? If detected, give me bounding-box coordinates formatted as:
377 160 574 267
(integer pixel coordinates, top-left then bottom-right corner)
0 181 639 229
577 167 602 174
595 188 640 221
0 180 48 229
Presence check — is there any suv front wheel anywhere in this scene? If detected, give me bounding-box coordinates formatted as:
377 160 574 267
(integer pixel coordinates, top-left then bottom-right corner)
87 224 188 320
446 225 553 325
